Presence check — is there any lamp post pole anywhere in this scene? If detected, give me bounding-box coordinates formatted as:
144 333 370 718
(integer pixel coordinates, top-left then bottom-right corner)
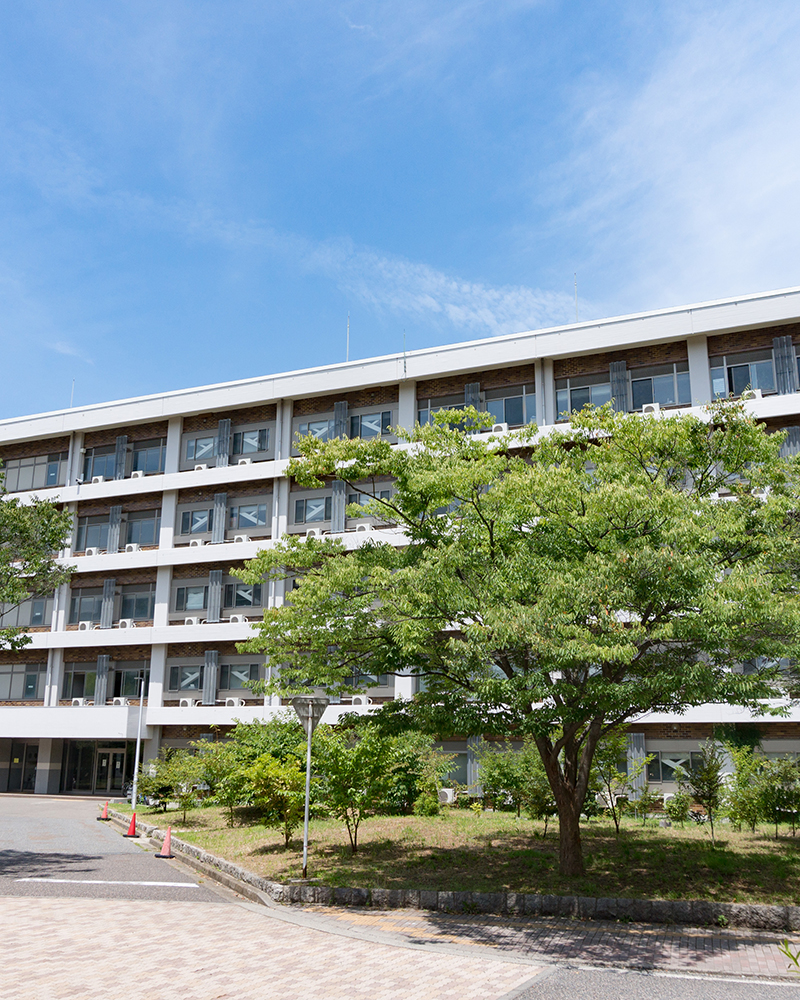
130 673 146 808
302 702 313 879
291 696 329 880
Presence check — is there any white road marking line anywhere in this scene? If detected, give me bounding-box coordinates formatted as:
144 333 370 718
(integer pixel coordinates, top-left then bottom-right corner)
15 877 200 887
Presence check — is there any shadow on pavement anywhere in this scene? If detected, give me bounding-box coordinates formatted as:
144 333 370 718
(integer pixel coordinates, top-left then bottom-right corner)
0 850 102 879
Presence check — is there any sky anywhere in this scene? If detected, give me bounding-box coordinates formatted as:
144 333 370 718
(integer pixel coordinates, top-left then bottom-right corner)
1 0 799 418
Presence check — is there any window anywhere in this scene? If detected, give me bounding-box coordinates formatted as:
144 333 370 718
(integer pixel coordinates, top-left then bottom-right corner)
347 490 392 512
132 438 166 475
0 597 53 629
555 373 612 419
232 428 269 455
120 584 155 621
113 664 149 698
76 515 110 552
175 586 208 612
297 419 335 443
126 509 161 547
348 671 389 687
69 588 104 625
83 446 117 481
181 509 213 534
484 384 536 426
647 751 704 782
169 665 204 691
350 411 392 439
294 496 332 523
223 583 262 607
710 350 776 398
630 363 691 409
0 663 45 701
220 663 260 689
228 504 268 530
417 394 465 425
185 436 216 462
1 452 68 492
62 665 96 700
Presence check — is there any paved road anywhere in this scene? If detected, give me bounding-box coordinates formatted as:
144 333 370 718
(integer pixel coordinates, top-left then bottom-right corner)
2 795 799 999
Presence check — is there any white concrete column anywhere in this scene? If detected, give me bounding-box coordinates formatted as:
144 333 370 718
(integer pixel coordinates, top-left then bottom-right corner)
542 359 556 425
142 736 161 766
53 582 71 634
687 335 711 406
164 415 183 474
63 501 78 557
66 431 83 486
279 399 294 460
159 489 178 550
44 648 64 706
397 380 417 432
393 671 415 700
147 643 167 709
34 738 63 794
153 566 172 628
534 360 546 426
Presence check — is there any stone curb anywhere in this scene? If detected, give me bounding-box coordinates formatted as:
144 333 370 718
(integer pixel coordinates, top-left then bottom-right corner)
108 809 800 931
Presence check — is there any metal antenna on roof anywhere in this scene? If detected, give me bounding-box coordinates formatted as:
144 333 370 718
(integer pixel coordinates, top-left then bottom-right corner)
346 313 350 363
403 329 407 379
70 379 75 408
574 274 579 323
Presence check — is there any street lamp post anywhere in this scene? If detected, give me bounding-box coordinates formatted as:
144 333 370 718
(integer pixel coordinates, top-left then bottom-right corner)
291 696 329 879
130 673 146 808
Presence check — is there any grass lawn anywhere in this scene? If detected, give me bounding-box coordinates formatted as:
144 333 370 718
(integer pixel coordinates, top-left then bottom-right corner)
115 802 800 905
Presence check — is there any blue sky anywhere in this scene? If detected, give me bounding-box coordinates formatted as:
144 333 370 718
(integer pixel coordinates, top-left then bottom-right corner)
1 1 799 417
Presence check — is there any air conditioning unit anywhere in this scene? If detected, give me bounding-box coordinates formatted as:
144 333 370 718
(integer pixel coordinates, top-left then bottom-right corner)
351 694 371 706
225 697 246 708
237 458 252 466
233 534 250 544
179 697 198 708
85 547 101 557
189 538 205 547
78 621 94 631
491 422 509 433
305 528 320 538
194 463 208 471
741 388 763 400
642 402 661 415
91 475 105 484
227 614 246 624
355 523 372 533
438 788 456 805
131 470 145 479
117 619 136 629
112 697 130 706
125 543 141 553
184 616 202 626
71 698 87 707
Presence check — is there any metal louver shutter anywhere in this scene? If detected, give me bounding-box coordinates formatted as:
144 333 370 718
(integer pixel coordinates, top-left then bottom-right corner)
114 436 128 480
211 493 227 544
216 418 231 467
202 650 219 705
207 569 223 623
100 579 116 629
331 481 346 533
464 382 481 411
781 426 800 458
94 655 110 706
609 362 628 412
334 401 349 439
627 732 647 797
107 506 122 554
773 335 799 395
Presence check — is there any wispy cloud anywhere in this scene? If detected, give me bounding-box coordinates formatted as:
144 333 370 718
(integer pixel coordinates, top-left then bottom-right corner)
49 340 93 364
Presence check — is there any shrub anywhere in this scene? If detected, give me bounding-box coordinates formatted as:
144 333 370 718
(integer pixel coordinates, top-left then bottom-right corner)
413 792 441 816
664 789 692 827
248 753 306 847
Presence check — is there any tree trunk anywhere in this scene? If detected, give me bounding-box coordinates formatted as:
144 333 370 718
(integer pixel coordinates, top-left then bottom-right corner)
556 797 585 876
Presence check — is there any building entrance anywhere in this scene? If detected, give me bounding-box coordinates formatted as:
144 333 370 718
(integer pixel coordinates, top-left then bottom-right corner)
8 742 38 792
94 749 126 794
61 741 133 794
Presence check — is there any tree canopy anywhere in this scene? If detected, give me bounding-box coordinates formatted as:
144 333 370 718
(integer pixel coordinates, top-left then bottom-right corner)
237 401 800 874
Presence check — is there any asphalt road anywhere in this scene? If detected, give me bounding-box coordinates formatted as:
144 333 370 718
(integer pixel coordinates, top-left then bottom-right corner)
0 793 219 901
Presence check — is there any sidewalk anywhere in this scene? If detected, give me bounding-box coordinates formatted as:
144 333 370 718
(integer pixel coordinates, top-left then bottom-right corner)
295 904 800 980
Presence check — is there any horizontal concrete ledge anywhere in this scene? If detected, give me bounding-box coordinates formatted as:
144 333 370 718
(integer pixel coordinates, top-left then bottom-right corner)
109 810 800 932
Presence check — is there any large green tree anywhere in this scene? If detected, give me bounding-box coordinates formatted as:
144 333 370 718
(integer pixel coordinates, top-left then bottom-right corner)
0 487 73 649
237 401 800 874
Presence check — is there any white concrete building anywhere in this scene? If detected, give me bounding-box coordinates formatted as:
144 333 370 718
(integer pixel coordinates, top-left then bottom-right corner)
2 285 800 795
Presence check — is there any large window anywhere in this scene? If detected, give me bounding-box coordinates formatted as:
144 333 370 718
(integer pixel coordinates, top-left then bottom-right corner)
76 515 110 552
180 509 213 534
232 428 269 455
132 438 166 475
174 586 209 612
710 350 776 398
62 665 96 700
169 664 204 691
297 419 335 443
647 751 704 782
120 583 155 621
126 509 161 547
347 490 392 513
223 583 262 608
185 435 216 463
112 664 149 699
83 446 116 481
350 411 392 439
484 384 536 426
220 663 260 689
556 373 612 419
417 394 465 425
630 363 691 409
294 496 332 524
0 596 52 629
69 588 103 625
228 504 268 530
0 663 46 701
2 452 68 492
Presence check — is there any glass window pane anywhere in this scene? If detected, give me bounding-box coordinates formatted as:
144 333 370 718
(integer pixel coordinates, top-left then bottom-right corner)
295 499 305 523
710 366 726 398
752 360 775 393
631 378 653 410
676 371 691 404
647 755 661 781
241 430 261 453
504 396 524 426
228 665 253 688
570 387 590 411
556 389 569 418
194 437 215 460
652 373 677 406
660 753 690 782
180 667 202 690
729 365 751 397
185 587 206 610
591 384 612 407
360 413 382 438
190 510 210 533
307 420 331 441
486 399 504 424
305 497 325 522
17 463 33 491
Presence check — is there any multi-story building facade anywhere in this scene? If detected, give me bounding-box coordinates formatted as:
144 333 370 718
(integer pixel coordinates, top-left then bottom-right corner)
2 286 800 797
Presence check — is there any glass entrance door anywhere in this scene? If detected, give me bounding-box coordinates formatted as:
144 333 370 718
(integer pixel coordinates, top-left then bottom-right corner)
94 748 127 794
7 742 38 792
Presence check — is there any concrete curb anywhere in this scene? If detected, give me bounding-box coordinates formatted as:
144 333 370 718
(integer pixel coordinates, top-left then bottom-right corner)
108 809 800 931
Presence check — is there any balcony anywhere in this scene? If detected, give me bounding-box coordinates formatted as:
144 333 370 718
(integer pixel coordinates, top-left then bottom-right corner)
0 704 154 740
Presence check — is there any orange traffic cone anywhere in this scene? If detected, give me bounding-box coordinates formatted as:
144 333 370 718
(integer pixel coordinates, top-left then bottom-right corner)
155 826 174 859
96 801 110 822
122 812 139 838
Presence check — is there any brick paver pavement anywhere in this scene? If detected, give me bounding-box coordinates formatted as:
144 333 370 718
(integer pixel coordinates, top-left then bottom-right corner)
2 896 542 1000
299 905 800 980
